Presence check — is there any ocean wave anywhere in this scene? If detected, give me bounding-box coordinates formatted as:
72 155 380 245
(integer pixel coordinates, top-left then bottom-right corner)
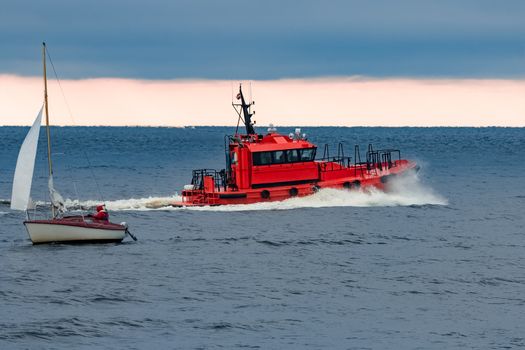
62 171 446 212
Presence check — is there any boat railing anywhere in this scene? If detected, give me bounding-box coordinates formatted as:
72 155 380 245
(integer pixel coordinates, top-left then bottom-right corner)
365 144 401 173
191 169 227 191
318 143 401 175
354 145 366 177
317 156 353 171
318 142 352 171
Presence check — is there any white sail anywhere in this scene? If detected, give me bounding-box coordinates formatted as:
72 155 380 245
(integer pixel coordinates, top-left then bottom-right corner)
10 106 43 211
48 175 65 214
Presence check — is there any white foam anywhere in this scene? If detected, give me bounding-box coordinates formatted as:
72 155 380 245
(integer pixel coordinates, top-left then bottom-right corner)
191 171 447 212
60 171 446 212
64 195 182 211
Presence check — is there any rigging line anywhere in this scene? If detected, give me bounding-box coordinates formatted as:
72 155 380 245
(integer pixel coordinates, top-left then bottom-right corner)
65 162 86 217
235 115 241 135
72 181 86 220
45 49 76 125
45 47 105 204
249 81 252 106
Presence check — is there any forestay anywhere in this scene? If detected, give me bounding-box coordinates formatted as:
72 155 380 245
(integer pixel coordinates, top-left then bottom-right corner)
10 106 43 211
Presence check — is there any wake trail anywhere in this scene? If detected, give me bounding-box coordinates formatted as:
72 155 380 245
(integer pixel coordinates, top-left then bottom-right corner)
62 171 447 212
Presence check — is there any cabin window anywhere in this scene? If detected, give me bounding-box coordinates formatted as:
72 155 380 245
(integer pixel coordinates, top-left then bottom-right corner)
253 151 272 166
252 148 316 166
299 148 316 161
285 149 300 162
272 151 286 164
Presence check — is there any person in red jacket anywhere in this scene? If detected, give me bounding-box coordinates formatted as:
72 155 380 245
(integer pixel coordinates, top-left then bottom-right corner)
92 204 109 221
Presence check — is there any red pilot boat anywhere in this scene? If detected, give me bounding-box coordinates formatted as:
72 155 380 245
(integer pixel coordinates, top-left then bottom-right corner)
171 86 418 207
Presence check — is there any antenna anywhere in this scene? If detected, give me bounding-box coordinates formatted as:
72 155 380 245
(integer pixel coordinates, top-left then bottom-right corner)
249 81 252 106
231 83 256 135
231 81 234 104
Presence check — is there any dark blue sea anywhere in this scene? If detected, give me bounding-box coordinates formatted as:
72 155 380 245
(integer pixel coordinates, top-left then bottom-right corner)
0 126 524 349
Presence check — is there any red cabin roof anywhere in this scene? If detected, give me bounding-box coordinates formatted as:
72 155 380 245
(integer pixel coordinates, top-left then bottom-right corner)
239 132 316 152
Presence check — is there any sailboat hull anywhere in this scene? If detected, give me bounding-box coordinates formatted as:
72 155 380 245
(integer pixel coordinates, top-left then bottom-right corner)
24 217 126 244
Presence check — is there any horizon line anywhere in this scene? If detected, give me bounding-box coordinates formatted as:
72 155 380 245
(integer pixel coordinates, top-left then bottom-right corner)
1 125 524 128
3 73 525 82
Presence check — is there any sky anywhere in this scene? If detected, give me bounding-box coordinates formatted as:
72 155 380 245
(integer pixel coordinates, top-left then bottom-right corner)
0 0 524 126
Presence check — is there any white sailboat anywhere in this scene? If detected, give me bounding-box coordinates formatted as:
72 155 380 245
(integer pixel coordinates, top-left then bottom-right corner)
10 42 132 244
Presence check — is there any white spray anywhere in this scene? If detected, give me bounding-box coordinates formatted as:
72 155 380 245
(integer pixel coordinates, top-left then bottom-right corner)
62 171 446 212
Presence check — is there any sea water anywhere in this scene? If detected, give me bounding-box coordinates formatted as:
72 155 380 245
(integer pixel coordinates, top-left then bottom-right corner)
0 126 524 349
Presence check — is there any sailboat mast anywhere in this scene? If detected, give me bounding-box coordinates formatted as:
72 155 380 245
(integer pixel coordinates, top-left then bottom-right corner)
42 42 55 217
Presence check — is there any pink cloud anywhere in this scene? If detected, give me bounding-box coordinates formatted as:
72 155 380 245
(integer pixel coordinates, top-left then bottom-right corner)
0 75 523 126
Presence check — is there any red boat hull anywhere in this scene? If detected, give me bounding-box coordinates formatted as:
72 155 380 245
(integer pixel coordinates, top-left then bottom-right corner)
172 159 417 207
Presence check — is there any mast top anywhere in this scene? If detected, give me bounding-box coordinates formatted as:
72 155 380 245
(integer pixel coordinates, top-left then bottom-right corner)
235 84 256 135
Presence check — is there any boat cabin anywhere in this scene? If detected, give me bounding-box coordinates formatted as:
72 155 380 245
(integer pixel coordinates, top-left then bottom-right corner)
227 131 319 190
